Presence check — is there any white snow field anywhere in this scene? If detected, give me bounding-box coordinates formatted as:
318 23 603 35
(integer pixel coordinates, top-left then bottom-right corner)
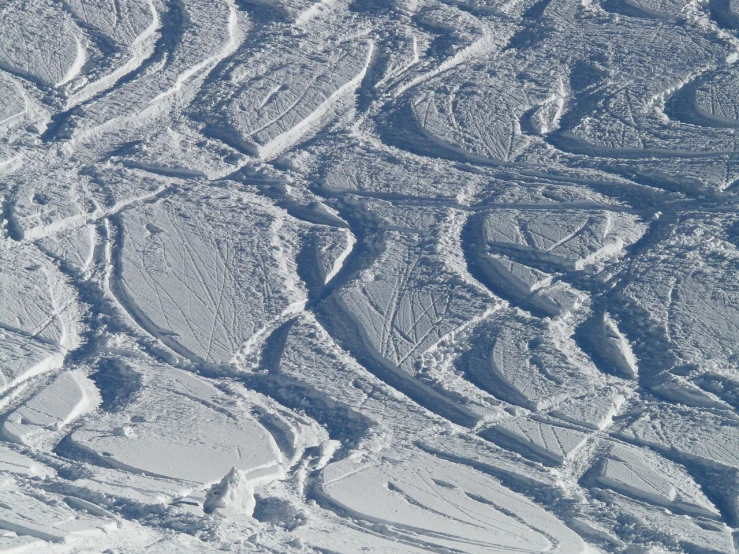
2 0 739 553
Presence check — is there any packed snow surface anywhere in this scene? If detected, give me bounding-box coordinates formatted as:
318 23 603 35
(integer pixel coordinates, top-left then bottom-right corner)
0 0 738 552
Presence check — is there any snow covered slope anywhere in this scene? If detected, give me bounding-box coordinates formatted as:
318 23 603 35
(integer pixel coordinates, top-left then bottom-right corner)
0 0 737 552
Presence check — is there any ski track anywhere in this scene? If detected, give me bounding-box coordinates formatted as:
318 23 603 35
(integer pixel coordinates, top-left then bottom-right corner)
0 0 738 553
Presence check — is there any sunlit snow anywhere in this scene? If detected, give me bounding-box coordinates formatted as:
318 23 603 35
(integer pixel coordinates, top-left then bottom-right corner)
0 0 737 552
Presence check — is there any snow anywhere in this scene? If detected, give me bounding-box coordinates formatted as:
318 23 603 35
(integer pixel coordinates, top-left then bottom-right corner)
468 313 604 411
550 388 626 430
2 371 93 445
486 416 590 465
0 446 53 479
0 1 83 87
192 36 374 159
203 468 256 516
0 478 115 544
0 0 736 551
113 187 307 365
319 448 587 553
69 363 284 484
333 208 494 375
594 442 720 519
480 209 645 272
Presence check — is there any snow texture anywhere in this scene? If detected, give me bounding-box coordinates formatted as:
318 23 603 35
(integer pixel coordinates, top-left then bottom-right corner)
0 0 737 552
